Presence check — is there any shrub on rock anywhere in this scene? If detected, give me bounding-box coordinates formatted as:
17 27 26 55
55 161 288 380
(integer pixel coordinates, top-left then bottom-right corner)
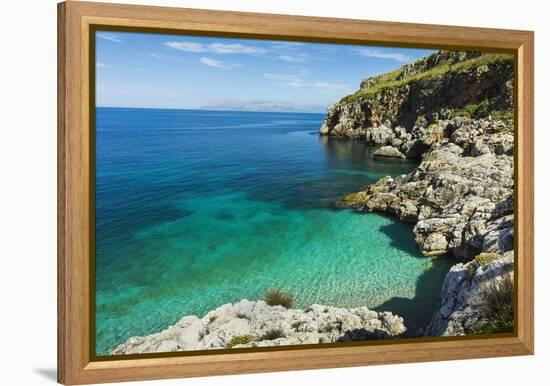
264 288 294 308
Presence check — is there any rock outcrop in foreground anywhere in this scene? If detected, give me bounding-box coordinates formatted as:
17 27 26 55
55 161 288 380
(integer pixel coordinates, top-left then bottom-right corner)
112 300 406 354
426 251 514 336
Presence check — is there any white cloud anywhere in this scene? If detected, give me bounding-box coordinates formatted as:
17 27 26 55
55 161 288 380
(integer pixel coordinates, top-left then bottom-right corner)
277 54 308 63
278 80 350 92
97 32 122 43
96 62 108 68
269 41 310 62
199 57 240 70
286 82 305 88
164 41 207 52
263 73 303 82
308 81 350 91
164 41 265 55
354 48 411 63
208 43 265 55
264 72 350 93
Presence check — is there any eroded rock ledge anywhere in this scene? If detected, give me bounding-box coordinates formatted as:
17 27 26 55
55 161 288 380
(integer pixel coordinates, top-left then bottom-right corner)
322 50 515 260
111 301 406 354
340 117 514 259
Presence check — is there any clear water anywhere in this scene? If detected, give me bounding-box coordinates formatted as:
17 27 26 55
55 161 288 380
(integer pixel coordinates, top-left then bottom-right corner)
95 107 454 355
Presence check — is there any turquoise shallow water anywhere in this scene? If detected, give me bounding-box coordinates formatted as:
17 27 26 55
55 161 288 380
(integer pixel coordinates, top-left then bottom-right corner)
95 108 454 355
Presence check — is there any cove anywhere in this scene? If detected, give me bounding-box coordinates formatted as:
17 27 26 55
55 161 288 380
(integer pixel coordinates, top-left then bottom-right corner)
94 108 454 355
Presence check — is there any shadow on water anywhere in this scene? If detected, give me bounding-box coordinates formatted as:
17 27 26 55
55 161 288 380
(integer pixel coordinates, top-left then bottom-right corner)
245 136 418 211
319 135 418 176
378 218 423 257
351 211 455 335
313 136 450 335
319 134 448 335
373 254 455 335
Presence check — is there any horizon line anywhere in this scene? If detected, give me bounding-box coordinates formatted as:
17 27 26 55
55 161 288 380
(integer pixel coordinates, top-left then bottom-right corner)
96 106 328 114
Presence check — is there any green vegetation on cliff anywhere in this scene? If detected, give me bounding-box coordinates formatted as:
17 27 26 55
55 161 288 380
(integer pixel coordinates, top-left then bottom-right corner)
342 53 512 104
470 274 514 334
321 50 514 135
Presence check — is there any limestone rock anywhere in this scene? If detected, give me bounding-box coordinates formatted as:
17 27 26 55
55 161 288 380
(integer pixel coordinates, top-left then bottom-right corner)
111 300 406 354
373 146 406 160
365 125 395 145
425 252 514 336
339 117 514 259
319 101 368 138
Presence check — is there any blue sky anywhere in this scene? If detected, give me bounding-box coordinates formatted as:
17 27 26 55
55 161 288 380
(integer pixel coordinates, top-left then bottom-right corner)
96 31 434 112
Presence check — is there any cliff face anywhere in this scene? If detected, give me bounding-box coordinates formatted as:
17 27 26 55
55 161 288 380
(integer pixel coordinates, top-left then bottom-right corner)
320 50 514 142
425 251 514 336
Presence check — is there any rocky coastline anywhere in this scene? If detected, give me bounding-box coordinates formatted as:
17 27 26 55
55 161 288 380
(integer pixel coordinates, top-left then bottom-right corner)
339 116 514 259
112 50 515 355
322 49 515 338
112 300 405 354
426 251 514 336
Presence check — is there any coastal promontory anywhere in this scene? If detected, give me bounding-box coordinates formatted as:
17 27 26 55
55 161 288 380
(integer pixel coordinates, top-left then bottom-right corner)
323 49 515 337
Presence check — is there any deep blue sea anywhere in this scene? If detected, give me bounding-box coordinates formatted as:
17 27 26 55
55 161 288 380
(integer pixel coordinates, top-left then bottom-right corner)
95 107 454 355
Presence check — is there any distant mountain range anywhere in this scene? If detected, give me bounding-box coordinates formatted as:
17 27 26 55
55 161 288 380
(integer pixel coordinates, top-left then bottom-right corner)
200 99 327 114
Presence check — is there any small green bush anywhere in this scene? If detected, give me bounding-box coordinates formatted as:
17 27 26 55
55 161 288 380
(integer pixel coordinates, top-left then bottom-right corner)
470 274 514 334
264 288 294 308
467 253 502 280
260 328 285 341
492 110 514 123
227 334 256 348
466 263 477 280
475 253 501 266
460 100 490 119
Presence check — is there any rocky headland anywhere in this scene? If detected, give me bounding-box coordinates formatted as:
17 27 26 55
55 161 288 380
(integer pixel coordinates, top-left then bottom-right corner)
322 49 515 337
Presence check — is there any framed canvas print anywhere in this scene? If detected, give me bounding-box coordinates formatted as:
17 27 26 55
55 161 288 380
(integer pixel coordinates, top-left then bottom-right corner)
57 1 534 384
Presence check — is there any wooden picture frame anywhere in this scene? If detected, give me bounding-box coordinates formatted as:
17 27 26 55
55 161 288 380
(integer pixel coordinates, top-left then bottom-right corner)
58 1 534 384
